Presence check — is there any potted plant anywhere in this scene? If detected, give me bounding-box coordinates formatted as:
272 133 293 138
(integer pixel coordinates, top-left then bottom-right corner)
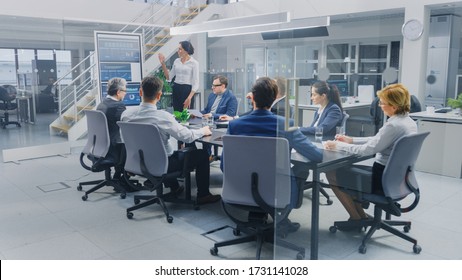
447 93 462 115
154 69 173 110
173 108 190 125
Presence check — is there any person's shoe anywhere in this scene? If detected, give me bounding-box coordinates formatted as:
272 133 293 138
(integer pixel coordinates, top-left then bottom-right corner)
278 218 301 233
170 186 184 196
197 194 221 205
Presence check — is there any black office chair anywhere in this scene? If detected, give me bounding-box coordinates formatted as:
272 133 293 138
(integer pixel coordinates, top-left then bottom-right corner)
0 85 21 129
329 132 430 254
117 121 197 223
349 95 422 137
77 110 127 200
210 135 305 260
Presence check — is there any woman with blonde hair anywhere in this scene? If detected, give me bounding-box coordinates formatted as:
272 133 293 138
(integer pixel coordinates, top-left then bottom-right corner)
324 83 417 222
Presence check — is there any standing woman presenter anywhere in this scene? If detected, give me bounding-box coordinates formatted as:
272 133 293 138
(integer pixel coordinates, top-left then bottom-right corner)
158 41 199 111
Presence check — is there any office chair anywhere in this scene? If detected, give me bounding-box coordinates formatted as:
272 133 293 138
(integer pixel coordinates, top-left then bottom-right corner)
77 110 127 200
329 132 430 254
347 97 381 137
117 121 197 223
210 135 305 260
0 85 21 129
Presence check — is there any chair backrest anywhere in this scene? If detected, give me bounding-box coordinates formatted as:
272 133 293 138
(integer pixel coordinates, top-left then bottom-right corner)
221 135 291 208
236 97 242 115
382 132 430 200
410 95 422 113
341 111 349 131
117 121 168 177
0 85 17 103
82 110 110 158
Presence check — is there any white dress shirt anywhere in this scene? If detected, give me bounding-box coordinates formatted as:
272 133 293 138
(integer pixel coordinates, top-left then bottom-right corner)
168 57 199 92
335 114 417 166
121 103 205 156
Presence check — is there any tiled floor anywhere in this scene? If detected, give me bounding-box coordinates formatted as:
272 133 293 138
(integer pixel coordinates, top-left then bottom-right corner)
1 115 462 260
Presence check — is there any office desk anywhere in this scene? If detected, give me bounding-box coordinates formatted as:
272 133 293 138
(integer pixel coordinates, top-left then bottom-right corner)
291 146 373 259
410 111 462 178
198 132 373 259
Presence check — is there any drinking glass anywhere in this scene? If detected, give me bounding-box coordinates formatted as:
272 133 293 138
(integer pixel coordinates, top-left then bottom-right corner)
336 126 345 136
315 127 323 142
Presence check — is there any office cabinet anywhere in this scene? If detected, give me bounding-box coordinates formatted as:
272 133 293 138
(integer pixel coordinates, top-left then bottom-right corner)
415 120 462 178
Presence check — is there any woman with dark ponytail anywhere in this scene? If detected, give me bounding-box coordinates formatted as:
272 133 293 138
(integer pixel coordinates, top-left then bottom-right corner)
158 41 199 111
299 80 343 139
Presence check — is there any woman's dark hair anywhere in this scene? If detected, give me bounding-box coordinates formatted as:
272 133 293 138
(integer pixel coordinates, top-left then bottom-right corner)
313 80 343 112
251 77 278 109
180 41 194 55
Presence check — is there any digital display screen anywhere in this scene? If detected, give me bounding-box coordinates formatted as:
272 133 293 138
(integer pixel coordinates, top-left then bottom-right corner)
327 79 349 96
95 32 143 107
101 82 141 106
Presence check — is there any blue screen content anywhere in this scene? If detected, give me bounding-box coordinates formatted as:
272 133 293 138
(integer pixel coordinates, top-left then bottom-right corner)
101 82 141 106
327 79 349 97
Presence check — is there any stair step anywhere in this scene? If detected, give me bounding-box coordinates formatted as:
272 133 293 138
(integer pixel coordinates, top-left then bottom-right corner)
146 43 165 47
180 11 198 18
174 19 192 26
63 114 83 122
190 4 207 12
155 35 171 41
86 95 96 101
77 105 94 111
51 123 70 133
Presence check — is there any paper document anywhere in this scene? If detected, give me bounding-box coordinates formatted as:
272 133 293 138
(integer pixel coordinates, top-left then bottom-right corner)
188 109 203 118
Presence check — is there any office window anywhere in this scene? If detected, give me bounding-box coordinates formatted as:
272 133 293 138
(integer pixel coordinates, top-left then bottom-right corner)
37 50 54 60
0 49 17 85
56 50 72 84
295 45 319 79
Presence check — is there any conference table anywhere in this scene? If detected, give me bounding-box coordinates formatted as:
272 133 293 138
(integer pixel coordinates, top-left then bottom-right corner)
197 129 373 260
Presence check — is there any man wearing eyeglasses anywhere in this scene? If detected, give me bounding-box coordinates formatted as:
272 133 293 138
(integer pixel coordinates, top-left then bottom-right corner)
97 77 132 191
201 75 238 120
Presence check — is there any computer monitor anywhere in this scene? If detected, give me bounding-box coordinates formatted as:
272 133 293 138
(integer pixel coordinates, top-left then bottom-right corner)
327 79 349 97
100 82 141 106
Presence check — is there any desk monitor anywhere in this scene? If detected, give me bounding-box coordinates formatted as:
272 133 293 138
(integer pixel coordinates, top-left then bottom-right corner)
327 79 349 97
100 82 141 106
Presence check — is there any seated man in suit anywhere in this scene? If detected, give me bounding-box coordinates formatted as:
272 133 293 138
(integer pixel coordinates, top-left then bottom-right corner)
201 75 238 120
121 76 221 205
96 77 134 191
199 75 237 158
221 77 323 232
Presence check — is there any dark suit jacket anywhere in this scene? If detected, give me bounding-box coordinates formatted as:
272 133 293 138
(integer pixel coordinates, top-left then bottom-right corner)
299 101 342 139
97 97 126 161
221 109 323 207
201 89 238 119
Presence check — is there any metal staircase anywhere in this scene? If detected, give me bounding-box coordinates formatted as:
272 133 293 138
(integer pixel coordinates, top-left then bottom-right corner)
49 1 219 141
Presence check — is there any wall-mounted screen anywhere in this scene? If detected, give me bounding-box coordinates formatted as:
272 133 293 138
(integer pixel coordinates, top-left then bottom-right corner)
327 79 349 96
95 31 143 106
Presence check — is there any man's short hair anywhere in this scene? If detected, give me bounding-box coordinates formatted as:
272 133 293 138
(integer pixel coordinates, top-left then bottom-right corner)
251 77 278 109
141 76 164 101
213 75 228 88
107 77 127 96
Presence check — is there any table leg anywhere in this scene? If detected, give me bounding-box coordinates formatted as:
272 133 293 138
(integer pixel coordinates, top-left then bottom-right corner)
310 168 320 260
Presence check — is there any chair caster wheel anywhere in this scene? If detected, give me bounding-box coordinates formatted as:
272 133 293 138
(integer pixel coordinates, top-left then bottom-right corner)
359 244 367 254
77 186 82 191
326 199 333 205
329 226 337 233
120 193 126 199
134 198 140 205
127 212 133 219
404 225 411 232
296 253 305 260
413 244 422 254
233 228 240 236
167 216 173 223
81 195 88 201
210 247 218 256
